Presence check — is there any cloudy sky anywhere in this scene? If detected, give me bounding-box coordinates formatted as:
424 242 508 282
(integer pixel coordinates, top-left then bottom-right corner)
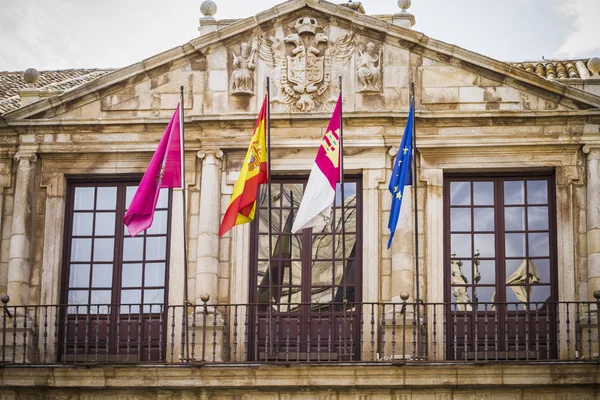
1 0 599 72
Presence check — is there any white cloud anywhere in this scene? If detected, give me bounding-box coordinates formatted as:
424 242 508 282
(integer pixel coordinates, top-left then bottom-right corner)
556 0 600 57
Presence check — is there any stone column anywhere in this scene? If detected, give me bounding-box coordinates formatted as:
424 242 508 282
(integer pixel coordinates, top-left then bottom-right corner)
196 150 222 305
586 147 600 300
7 151 37 306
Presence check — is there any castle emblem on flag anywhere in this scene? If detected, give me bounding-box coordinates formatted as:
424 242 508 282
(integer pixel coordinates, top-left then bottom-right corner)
322 129 340 168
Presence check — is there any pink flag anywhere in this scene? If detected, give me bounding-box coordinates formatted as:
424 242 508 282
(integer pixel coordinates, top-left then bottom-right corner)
124 106 182 237
292 96 341 233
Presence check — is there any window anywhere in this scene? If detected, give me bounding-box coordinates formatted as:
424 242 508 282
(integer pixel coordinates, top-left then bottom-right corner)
249 177 362 360
61 180 171 361
444 173 557 360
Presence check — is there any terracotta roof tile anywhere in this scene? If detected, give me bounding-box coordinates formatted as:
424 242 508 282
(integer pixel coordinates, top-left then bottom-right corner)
0 68 114 115
511 59 592 80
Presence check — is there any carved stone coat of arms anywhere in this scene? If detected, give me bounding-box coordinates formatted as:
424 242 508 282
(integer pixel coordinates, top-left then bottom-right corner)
259 17 355 112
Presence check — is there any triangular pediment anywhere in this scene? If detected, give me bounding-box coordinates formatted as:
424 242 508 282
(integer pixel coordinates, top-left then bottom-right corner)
4 0 600 122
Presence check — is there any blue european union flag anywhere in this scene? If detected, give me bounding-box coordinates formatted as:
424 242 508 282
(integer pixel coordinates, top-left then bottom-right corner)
387 102 414 249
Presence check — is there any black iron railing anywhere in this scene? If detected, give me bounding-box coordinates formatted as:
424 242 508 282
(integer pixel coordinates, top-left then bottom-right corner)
1 293 599 365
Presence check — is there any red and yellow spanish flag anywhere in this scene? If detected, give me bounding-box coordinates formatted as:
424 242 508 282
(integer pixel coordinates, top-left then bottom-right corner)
219 96 268 236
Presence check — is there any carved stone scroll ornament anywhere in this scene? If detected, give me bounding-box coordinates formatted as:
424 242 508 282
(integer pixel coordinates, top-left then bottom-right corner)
230 40 257 96
258 17 355 112
356 42 382 93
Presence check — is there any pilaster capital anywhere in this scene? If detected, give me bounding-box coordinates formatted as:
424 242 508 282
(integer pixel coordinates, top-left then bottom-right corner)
583 144 600 160
388 147 398 157
197 149 224 160
13 150 37 165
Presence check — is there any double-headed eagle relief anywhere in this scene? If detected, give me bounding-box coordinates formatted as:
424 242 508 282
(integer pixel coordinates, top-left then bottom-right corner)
258 16 355 112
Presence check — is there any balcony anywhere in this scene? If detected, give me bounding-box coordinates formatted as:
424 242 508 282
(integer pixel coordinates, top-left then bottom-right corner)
1 294 599 365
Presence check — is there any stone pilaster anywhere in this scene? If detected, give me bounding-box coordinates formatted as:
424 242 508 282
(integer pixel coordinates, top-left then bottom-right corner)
7 151 37 306
586 147 600 300
196 150 222 305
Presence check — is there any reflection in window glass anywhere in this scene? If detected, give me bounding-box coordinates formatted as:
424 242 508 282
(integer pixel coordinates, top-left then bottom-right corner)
474 234 495 257
451 208 471 232
528 232 549 257
450 182 470 206
473 182 494 205
74 187 95 210
451 234 472 258
93 238 114 262
473 208 494 231
123 237 144 261
146 237 166 260
73 213 93 236
527 207 548 230
122 263 143 287
71 238 92 262
527 180 548 204
91 264 113 287
504 207 525 231
504 181 525 205
69 264 90 288
505 233 526 257
95 212 116 236
96 187 117 210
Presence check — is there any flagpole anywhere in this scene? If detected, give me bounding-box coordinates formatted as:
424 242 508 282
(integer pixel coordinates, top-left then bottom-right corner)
179 86 190 363
410 82 421 358
266 77 274 357
338 76 347 303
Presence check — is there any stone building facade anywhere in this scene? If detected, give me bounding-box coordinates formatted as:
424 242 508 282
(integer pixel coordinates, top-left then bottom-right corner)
1 0 600 398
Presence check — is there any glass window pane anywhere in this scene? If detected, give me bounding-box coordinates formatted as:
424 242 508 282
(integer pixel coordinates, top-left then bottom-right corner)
71 238 92 262
504 207 525 231
450 260 471 285
312 234 333 260
528 206 548 230
310 287 332 304
451 208 471 232
505 233 526 257
147 210 168 235
335 182 357 207
90 290 112 306
530 285 551 306
96 187 117 210
95 212 116 236
506 259 539 284
473 208 494 231
125 186 138 210
476 260 495 285
473 182 494 205
535 259 551 284
120 290 141 313
506 259 525 281
474 233 495 257
123 237 144 261
146 237 166 260
527 180 548 204
144 263 166 287
450 182 470 206
143 289 165 310
451 234 471 258
92 264 113 288
122 263 143 288
156 189 169 209
282 184 303 208
451 286 472 311
93 238 114 262
528 232 549 257
472 286 495 304
74 187 95 210
504 181 525 205
69 264 90 288
68 290 89 314
68 290 89 305
72 212 93 236
312 260 333 286
506 287 528 309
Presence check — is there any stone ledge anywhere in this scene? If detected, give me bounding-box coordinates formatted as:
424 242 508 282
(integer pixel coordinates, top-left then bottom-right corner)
0 363 598 390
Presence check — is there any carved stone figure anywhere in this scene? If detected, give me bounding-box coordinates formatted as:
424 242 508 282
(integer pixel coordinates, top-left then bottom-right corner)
258 17 355 112
230 41 257 95
356 42 382 93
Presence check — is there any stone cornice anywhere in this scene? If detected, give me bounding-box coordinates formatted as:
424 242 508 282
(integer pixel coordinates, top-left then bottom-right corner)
0 364 598 390
3 0 600 122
